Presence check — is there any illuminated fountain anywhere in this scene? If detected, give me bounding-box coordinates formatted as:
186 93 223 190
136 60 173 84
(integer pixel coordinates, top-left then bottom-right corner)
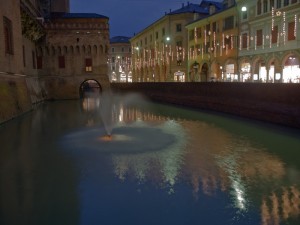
63 91 186 155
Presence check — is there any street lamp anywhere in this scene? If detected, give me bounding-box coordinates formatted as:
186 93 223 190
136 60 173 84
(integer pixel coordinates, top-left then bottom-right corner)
165 36 171 81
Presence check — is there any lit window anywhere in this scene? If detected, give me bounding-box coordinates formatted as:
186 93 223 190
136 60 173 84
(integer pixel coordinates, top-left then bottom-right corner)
85 58 92 72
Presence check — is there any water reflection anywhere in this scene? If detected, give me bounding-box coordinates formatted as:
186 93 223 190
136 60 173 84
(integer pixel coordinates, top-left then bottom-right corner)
1 95 299 225
88 95 300 225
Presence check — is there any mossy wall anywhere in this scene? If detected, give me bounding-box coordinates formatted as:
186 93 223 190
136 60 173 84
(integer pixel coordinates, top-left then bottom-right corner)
0 75 33 123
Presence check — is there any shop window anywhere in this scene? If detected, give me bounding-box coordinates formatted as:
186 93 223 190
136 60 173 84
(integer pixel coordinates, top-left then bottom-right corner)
272 26 278 43
3 16 13 54
58 56 65 68
288 21 296 41
256 29 263 46
85 58 92 72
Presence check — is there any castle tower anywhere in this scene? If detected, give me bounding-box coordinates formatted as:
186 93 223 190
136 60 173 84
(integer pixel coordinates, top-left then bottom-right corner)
51 0 70 13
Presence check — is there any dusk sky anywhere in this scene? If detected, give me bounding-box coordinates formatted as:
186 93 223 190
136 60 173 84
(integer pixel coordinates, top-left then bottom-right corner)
70 0 215 38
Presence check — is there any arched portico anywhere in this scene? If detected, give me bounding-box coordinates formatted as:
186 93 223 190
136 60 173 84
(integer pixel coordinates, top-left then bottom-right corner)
282 53 300 83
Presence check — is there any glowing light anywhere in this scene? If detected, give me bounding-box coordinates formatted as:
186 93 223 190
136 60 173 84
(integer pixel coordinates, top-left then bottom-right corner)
295 15 297 38
283 12 286 45
241 6 247 12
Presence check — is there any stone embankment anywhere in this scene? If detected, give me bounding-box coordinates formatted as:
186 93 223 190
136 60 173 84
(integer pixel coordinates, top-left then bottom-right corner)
0 74 45 124
111 82 300 129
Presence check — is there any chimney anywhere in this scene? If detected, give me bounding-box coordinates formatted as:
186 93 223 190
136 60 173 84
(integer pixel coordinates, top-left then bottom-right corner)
209 4 216 15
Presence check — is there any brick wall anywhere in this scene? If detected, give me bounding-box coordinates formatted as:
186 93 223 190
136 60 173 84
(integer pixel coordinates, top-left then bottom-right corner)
111 82 300 128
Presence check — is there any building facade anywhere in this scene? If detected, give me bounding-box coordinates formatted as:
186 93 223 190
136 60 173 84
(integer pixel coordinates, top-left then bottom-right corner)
237 0 300 83
109 36 132 82
1 0 110 100
130 2 222 82
186 0 300 83
186 0 238 82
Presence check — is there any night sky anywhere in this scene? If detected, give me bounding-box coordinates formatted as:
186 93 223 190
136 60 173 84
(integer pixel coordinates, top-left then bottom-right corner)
70 0 222 38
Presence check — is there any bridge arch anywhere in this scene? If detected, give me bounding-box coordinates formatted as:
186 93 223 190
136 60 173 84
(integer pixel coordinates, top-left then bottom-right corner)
79 79 102 98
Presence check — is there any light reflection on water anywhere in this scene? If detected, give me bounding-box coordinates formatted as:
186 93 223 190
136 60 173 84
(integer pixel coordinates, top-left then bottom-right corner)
0 94 299 225
76 94 300 225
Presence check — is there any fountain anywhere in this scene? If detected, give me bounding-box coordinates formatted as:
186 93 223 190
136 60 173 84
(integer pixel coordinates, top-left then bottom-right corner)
62 91 186 155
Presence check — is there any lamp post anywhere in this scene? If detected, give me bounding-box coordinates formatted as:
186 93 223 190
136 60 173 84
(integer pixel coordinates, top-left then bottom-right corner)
165 36 171 81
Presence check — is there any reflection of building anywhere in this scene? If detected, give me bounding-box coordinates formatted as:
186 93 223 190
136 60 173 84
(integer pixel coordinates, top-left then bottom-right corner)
109 36 132 82
108 102 300 224
130 2 221 82
186 1 238 82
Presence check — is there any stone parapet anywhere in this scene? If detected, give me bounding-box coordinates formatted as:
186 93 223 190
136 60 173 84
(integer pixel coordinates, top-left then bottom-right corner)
111 82 300 129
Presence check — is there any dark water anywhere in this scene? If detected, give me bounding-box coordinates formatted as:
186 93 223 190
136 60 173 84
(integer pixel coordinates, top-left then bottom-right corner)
0 93 300 225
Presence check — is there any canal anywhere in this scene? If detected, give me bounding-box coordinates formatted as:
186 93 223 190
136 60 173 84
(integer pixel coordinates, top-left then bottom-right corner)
0 92 299 225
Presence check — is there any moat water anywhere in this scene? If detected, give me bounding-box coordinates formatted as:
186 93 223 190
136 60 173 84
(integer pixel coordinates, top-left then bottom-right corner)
0 93 300 225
